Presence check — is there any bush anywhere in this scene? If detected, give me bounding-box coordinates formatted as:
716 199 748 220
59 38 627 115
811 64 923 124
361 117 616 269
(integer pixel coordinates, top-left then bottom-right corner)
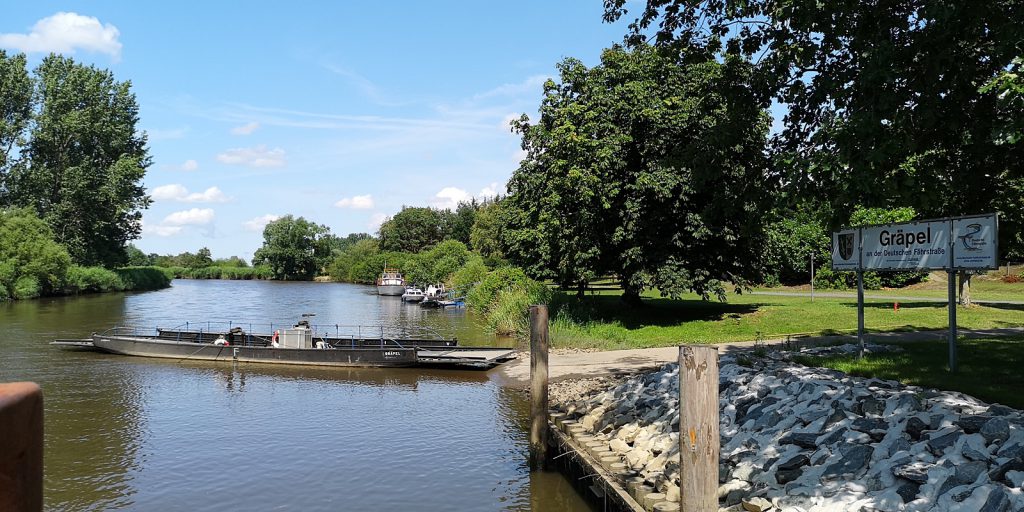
1005 274 1022 283
13 275 42 299
448 255 488 295
64 265 122 294
466 267 533 313
115 267 173 290
0 208 72 299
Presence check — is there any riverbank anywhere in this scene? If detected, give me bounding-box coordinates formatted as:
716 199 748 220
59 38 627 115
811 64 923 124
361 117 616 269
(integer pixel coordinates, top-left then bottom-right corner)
547 343 1024 511
1 266 172 301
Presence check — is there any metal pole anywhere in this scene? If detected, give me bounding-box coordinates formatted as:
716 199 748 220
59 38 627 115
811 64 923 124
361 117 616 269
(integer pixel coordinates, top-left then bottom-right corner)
948 223 958 372
810 250 815 303
857 270 865 358
679 345 719 512
529 305 549 471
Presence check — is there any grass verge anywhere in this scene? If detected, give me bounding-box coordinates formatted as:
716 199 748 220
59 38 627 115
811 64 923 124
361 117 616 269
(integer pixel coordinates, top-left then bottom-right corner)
792 336 1024 409
548 291 1024 350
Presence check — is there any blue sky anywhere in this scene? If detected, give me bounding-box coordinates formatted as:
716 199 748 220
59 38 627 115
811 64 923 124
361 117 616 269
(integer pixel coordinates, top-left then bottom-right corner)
1 2 634 260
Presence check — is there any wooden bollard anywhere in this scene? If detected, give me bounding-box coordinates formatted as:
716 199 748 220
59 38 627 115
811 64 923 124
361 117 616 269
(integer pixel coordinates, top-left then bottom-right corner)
678 346 719 512
0 382 43 512
529 305 549 470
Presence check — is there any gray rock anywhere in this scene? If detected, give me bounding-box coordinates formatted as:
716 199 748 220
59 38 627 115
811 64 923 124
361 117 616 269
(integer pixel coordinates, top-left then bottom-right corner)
822 444 872 480
979 487 1010 512
895 480 919 503
779 432 819 450
989 458 1024 483
861 396 886 417
743 397 779 422
889 437 912 456
824 407 848 428
997 441 1024 460
936 476 959 500
776 467 803 485
753 410 783 430
818 427 847 446
927 430 962 455
964 444 992 462
988 404 1016 416
725 488 746 506
981 417 1010 444
955 415 991 434
852 417 887 433
893 462 933 484
905 416 928 440
954 461 989 485
893 393 923 414
777 454 810 472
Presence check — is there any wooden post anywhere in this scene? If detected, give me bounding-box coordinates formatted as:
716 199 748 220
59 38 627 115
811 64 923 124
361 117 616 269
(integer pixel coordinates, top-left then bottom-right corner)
679 346 719 512
0 382 43 512
529 305 549 471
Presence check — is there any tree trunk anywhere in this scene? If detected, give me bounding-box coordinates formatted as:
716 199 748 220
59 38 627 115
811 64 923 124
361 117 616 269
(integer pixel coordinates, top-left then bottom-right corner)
621 285 643 307
958 271 972 307
576 281 586 299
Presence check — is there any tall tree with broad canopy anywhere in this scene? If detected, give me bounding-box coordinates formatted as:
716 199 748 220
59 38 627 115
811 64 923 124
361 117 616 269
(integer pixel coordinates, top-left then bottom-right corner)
0 51 32 196
604 0 1024 295
378 206 445 253
6 54 151 267
253 215 331 280
504 44 773 304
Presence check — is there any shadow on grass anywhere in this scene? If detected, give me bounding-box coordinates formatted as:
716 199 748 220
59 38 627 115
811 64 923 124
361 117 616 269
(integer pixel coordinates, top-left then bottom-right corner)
795 338 1024 409
551 294 762 329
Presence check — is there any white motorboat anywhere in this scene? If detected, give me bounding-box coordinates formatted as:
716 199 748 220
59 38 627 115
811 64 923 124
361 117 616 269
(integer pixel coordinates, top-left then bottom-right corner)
402 288 425 302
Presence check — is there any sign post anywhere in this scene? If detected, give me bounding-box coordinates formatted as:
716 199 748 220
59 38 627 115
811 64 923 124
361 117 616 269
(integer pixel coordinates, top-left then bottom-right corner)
832 214 998 371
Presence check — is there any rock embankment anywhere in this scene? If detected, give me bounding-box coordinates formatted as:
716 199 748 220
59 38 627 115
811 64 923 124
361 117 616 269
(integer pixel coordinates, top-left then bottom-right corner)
551 346 1024 511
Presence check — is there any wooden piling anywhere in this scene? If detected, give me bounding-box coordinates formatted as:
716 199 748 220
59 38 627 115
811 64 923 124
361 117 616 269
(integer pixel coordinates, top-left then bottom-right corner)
0 382 43 512
678 346 719 512
529 305 549 470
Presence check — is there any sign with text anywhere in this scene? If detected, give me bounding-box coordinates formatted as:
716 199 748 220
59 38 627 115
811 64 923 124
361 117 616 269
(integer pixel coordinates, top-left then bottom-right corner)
862 220 950 270
831 214 999 271
831 229 860 271
952 215 998 269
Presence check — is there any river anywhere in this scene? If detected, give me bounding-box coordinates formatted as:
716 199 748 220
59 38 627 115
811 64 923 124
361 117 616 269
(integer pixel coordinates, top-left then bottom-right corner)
0 279 592 511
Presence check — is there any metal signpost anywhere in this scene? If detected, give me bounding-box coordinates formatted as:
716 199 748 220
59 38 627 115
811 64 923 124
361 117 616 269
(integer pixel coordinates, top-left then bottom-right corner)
832 214 998 371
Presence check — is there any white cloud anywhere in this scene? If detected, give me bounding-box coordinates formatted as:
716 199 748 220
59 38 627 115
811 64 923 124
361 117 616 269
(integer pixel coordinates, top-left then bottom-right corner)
334 194 374 209
151 184 229 203
243 214 280 232
230 121 260 135
180 159 199 171
368 213 388 231
473 75 547 101
479 182 502 198
148 127 189 141
216 145 286 168
431 187 470 209
163 208 215 226
140 219 182 237
0 12 122 59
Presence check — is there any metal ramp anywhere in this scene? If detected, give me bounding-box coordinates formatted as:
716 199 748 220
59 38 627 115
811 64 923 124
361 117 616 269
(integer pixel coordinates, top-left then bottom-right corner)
415 347 517 369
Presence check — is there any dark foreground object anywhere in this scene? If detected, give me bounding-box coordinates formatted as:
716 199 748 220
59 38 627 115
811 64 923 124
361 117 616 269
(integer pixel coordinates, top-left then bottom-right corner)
0 382 43 512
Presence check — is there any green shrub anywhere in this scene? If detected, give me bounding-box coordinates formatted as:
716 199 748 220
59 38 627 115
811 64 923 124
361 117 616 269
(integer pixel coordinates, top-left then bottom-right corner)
13 275 42 299
449 255 488 295
115 267 172 290
466 267 532 313
64 265 122 294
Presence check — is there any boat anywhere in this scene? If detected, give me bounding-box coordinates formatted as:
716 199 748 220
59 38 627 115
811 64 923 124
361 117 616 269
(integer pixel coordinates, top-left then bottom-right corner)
376 268 405 296
420 284 447 307
52 319 517 369
401 287 425 302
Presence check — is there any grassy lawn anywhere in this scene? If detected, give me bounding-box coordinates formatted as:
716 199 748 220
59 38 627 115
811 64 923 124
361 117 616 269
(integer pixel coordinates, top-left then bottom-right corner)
792 336 1024 409
756 269 1024 302
549 291 1024 349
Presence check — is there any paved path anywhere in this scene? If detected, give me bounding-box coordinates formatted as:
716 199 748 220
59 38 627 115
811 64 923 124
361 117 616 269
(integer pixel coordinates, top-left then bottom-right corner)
751 290 1024 305
492 326 1024 387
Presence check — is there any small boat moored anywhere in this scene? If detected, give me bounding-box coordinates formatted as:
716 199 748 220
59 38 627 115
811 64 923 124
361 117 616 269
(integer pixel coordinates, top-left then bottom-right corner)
401 287 425 302
376 268 406 296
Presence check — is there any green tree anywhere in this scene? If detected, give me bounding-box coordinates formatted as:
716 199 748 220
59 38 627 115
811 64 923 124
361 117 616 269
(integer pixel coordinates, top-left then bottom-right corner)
505 44 772 303
378 206 444 252
125 244 151 266
605 0 1024 268
0 51 32 197
470 200 506 265
252 215 331 280
762 204 830 286
0 208 71 299
7 55 151 267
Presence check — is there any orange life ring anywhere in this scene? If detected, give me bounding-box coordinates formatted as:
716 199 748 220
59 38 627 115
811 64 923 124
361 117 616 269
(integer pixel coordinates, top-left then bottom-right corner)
272 331 279 343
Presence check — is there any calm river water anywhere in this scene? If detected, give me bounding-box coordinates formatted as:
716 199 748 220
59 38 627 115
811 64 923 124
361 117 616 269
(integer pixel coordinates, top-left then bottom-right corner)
1 280 591 511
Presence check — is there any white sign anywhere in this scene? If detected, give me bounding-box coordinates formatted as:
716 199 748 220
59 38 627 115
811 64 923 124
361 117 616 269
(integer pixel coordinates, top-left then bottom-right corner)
952 215 998 269
831 229 860 271
861 220 950 270
831 214 999 271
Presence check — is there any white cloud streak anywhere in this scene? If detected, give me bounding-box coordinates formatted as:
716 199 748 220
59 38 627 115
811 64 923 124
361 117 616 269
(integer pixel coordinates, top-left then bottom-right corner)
243 214 280 232
216 145 286 168
151 184 229 203
0 12 122 59
163 208 215 226
334 194 374 209
230 121 260 135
